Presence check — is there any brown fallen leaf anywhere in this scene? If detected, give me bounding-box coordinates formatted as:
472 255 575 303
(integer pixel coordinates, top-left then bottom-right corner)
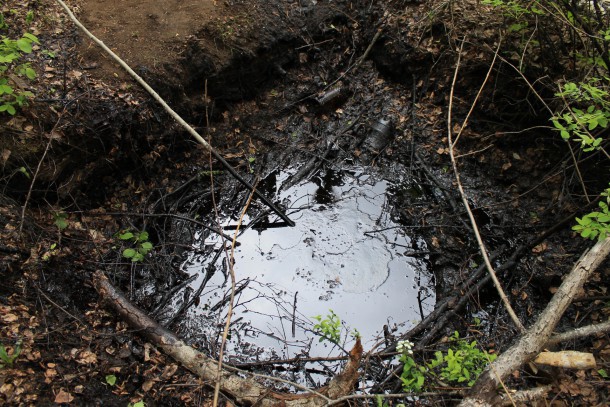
54 389 74 404
142 380 155 392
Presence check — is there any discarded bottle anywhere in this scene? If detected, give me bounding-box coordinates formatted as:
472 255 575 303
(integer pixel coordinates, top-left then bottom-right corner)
367 118 393 151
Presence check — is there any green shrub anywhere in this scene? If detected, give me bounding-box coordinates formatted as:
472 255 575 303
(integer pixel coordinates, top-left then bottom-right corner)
0 23 38 115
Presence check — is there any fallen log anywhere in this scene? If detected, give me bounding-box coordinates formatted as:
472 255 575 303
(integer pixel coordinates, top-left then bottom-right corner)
92 271 362 406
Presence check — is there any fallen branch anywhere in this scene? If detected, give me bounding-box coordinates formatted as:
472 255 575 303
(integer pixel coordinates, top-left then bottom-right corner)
54 0 294 227
459 238 610 406
547 318 610 346
92 271 363 406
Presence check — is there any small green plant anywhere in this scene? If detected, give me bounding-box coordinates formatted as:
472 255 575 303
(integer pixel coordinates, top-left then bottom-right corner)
427 331 497 386
573 185 610 240
53 212 68 230
481 0 543 19
0 340 22 368
42 242 59 261
375 395 405 407
397 340 426 392
0 13 8 30
396 333 496 393
105 374 117 386
17 166 30 178
0 29 39 115
128 401 145 407
552 80 610 152
118 230 154 262
312 309 342 344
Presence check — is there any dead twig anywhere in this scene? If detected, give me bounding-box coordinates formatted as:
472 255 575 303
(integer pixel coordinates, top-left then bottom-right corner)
19 112 65 234
447 37 524 333
547 318 610 346
213 185 257 407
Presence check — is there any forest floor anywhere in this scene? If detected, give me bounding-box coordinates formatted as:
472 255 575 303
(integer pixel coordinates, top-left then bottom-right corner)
1 0 609 406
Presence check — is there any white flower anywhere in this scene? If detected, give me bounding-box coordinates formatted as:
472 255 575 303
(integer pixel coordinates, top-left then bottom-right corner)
396 340 414 355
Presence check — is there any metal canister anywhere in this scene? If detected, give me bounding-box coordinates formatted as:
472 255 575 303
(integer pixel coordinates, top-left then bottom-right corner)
367 118 393 150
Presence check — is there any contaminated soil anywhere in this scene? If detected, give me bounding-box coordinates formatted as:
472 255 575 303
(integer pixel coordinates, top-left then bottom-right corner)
1 0 609 405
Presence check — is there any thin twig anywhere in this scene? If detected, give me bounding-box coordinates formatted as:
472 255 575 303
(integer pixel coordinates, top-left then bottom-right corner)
19 113 64 233
212 184 257 407
447 38 524 333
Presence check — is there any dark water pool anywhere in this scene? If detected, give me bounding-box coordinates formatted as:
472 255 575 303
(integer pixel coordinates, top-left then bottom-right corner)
177 166 435 360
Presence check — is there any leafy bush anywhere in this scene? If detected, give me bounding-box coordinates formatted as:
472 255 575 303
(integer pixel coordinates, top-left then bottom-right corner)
552 80 610 152
573 185 610 240
0 15 38 115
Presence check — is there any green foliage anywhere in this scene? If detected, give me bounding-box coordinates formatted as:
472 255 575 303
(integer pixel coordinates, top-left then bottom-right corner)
427 332 496 386
552 80 610 152
53 212 68 230
0 14 39 115
481 0 543 20
598 368 609 379
397 333 496 393
312 309 341 344
128 401 145 407
105 374 117 386
573 185 610 240
399 354 426 392
0 340 22 368
117 230 154 262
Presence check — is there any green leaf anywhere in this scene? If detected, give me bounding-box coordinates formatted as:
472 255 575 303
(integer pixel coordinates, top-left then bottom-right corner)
22 33 39 43
24 67 36 80
598 369 609 378
119 232 134 240
597 214 610 223
137 231 149 241
16 38 32 53
54 215 68 230
105 374 117 386
140 242 153 250
123 248 136 258
0 84 13 95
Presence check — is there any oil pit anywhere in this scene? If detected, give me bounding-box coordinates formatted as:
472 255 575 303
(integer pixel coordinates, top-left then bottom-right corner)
177 166 435 361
